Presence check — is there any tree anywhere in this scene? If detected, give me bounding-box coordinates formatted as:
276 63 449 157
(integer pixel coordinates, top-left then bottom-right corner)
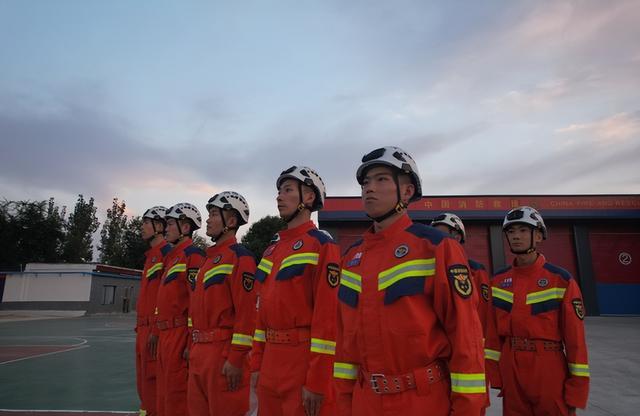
192 233 210 251
62 194 99 263
241 215 286 259
0 198 66 270
120 216 147 270
99 198 128 265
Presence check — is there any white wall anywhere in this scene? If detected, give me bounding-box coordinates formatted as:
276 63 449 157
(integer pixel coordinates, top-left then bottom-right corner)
2 263 93 302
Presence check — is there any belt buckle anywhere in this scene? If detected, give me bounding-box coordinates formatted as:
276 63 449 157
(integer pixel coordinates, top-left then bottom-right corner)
370 374 388 394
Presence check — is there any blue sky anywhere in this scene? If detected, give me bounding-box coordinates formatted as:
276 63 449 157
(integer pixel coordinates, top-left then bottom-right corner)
1 0 639 237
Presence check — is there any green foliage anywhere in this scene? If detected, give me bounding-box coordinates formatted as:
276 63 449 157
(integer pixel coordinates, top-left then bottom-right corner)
240 215 286 259
61 194 100 263
0 198 66 270
119 216 147 270
99 198 128 266
191 233 211 251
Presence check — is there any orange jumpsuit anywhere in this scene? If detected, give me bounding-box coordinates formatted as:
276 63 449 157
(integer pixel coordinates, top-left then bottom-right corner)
335 214 487 416
485 254 590 415
136 240 171 416
187 237 257 416
251 220 340 416
155 238 205 416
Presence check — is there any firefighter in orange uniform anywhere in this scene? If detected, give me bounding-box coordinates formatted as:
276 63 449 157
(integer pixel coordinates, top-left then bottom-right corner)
251 166 340 416
431 213 491 333
334 146 487 416
188 192 257 416
155 203 206 416
485 206 590 415
136 206 172 416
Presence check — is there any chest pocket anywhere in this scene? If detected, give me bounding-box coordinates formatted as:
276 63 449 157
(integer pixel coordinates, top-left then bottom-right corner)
275 252 319 280
203 264 234 289
379 258 435 305
526 287 565 315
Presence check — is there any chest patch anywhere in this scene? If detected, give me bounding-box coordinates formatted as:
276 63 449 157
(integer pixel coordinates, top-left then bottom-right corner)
500 277 513 288
263 245 275 257
347 252 362 267
293 240 304 250
394 244 409 258
537 278 549 288
213 255 222 264
151 256 157 263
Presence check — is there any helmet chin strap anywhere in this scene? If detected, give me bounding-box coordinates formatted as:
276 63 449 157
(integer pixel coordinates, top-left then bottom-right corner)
368 171 407 223
145 221 165 243
283 181 312 224
211 208 236 242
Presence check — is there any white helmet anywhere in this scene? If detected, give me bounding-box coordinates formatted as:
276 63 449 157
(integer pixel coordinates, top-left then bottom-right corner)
503 206 547 239
206 191 250 225
431 212 466 243
142 206 167 222
356 146 422 202
276 166 326 211
166 203 202 230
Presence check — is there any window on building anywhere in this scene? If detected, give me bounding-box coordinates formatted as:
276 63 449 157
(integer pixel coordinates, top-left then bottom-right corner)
103 285 116 305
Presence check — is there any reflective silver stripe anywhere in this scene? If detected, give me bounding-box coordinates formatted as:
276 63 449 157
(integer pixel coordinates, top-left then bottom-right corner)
340 269 362 292
378 259 436 290
333 362 358 380
450 373 486 394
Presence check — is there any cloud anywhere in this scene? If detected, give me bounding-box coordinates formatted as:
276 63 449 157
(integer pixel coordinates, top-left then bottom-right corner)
556 112 640 144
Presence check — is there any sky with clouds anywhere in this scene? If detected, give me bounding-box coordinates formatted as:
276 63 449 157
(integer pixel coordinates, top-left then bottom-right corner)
1 0 639 239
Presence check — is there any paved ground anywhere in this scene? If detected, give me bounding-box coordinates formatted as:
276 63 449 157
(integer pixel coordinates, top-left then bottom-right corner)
0 314 638 415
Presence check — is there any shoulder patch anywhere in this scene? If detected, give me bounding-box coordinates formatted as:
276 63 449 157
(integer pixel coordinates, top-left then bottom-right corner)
543 263 573 281
493 265 512 277
160 244 173 257
448 264 472 298
187 268 198 290
308 229 335 245
327 263 340 287
405 223 446 245
468 259 486 271
230 244 257 261
572 298 585 320
184 245 206 258
242 272 255 292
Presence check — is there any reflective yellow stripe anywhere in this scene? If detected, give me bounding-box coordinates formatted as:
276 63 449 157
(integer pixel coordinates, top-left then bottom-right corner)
188 317 193 327
203 264 234 282
167 263 186 275
492 287 514 303
484 348 501 361
333 362 359 380
146 262 163 278
310 338 336 355
253 329 266 343
568 362 590 377
526 287 567 304
257 258 273 274
139 409 147 416
232 333 253 347
280 252 320 268
450 372 486 394
340 269 362 293
378 258 436 290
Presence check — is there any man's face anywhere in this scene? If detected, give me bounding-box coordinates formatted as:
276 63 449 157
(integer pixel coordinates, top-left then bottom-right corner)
140 218 155 240
505 224 542 250
360 166 400 218
206 208 224 237
277 179 302 218
165 218 180 242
